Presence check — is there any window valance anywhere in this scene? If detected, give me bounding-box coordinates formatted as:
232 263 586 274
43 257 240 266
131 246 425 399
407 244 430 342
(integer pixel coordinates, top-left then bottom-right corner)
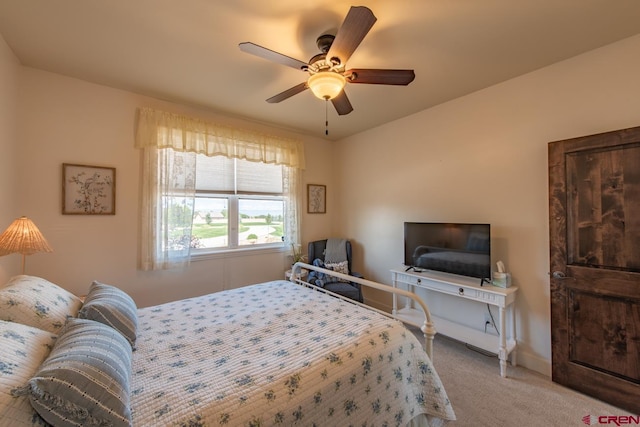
135 107 306 169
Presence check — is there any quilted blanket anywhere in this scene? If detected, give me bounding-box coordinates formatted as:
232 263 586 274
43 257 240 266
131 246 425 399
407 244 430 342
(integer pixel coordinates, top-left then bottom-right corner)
130 280 455 426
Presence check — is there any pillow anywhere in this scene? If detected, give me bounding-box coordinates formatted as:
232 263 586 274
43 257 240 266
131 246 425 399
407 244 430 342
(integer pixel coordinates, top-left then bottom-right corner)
14 318 133 427
325 260 350 282
0 275 83 334
0 320 56 426
78 281 138 347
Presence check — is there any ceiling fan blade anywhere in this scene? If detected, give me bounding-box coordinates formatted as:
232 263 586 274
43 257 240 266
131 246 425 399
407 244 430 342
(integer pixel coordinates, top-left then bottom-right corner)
346 69 415 85
266 82 309 103
327 6 377 66
239 42 308 71
331 90 353 116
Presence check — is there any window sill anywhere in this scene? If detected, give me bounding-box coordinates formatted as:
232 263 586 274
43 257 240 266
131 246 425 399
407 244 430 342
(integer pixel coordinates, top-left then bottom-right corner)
190 244 288 261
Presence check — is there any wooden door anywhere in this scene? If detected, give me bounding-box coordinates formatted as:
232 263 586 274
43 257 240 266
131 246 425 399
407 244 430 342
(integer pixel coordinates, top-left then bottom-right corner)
549 126 640 413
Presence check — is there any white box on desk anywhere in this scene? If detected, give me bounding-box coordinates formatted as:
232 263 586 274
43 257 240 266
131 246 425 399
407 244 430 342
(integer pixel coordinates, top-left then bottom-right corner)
492 272 511 288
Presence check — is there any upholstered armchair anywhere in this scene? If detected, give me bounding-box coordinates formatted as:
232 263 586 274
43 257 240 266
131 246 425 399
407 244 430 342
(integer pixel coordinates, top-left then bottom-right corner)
307 239 363 303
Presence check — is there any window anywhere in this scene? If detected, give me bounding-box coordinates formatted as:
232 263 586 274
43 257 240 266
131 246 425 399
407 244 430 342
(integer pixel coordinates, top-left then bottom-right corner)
192 155 285 251
135 107 304 271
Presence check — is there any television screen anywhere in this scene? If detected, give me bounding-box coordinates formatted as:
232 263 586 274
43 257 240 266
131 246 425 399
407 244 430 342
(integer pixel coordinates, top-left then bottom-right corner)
404 222 491 280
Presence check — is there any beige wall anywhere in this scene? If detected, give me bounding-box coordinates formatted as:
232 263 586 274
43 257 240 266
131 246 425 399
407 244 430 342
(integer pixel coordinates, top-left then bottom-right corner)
0 35 20 282
335 34 640 375
3 29 640 377
5 62 334 307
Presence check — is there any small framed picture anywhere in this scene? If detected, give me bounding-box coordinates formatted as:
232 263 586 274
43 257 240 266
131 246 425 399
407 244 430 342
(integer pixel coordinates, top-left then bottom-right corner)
307 184 326 214
62 163 116 215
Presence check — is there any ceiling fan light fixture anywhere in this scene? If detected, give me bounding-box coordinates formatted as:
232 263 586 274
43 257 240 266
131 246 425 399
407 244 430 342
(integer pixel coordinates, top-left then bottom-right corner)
308 72 346 100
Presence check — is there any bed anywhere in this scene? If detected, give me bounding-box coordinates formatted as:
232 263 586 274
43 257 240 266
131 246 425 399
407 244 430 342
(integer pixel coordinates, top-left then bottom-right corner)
1 265 456 427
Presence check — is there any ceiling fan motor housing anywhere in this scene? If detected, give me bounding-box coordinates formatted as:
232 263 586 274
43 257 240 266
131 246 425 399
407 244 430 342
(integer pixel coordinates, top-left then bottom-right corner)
316 34 335 53
308 55 344 76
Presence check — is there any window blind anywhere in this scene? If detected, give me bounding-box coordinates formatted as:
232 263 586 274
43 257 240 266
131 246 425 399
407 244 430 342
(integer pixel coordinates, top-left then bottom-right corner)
195 154 283 194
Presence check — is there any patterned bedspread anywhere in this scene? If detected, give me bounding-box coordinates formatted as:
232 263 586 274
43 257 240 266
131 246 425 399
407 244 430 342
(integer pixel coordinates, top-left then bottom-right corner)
130 280 456 426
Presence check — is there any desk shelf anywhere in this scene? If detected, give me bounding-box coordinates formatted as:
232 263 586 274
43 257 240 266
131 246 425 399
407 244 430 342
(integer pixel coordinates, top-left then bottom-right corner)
391 268 518 377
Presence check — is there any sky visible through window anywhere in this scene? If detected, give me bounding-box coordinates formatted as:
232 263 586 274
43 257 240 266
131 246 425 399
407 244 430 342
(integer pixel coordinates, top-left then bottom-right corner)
194 197 282 217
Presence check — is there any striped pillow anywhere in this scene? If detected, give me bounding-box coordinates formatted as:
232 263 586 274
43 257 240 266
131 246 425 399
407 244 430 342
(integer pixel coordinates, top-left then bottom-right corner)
16 318 132 427
78 281 138 347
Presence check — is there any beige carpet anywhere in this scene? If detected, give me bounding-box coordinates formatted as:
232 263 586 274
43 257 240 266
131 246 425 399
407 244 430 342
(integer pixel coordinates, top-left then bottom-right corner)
411 329 634 426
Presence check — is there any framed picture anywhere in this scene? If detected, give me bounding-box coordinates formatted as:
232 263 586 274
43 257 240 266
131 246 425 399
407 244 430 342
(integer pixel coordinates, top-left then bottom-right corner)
62 163 116 215
307 184 326 214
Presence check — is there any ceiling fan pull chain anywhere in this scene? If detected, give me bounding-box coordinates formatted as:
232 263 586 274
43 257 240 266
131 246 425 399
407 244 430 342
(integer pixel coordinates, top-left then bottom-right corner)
325 99 329 136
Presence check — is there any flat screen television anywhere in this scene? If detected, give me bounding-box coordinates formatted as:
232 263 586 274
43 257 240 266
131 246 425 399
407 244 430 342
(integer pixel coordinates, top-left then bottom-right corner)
404 222 491 281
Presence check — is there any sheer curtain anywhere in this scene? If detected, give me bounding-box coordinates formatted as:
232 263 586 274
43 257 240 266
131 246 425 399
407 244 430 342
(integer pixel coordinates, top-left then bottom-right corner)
135 108 305 271
283 165 301 248
139 147 196 270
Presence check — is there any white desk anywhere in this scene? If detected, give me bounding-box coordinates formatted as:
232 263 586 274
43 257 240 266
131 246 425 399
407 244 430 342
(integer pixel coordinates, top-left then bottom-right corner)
390 268 518 377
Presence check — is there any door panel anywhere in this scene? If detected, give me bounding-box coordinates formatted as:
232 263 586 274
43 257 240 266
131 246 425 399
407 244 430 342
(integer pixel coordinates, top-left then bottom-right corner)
566 143 640 271
549 126 640 413
570 290 639 381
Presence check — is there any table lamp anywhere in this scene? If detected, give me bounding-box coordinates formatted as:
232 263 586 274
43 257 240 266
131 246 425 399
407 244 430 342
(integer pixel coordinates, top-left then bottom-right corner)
0 216 53 274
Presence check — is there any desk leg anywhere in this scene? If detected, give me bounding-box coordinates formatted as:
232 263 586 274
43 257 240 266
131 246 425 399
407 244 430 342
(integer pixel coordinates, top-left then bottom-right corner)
498 306 507 378
391 276 398 316
510 304 517 367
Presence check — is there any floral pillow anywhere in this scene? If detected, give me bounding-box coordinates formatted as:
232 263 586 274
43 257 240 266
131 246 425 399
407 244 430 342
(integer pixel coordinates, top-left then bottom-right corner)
0 275 83 334
325 260 351 282
0 320 56 426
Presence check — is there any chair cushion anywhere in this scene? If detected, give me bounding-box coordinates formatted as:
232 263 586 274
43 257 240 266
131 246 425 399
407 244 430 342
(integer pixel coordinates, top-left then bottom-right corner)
323 282 361 302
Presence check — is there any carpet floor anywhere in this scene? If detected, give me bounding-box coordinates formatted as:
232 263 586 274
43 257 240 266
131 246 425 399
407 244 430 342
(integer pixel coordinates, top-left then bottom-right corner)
412 329 635 426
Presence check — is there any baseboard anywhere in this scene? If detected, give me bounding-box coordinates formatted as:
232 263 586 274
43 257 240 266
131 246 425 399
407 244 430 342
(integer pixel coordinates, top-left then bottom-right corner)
515 349 552 377
363 295 392 314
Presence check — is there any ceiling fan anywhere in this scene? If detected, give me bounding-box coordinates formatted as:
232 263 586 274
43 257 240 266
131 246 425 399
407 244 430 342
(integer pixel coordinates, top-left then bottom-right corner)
239 6 415 116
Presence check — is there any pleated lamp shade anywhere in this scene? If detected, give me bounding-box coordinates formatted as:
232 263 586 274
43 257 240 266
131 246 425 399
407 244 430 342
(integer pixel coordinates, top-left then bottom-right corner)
0 216 53 273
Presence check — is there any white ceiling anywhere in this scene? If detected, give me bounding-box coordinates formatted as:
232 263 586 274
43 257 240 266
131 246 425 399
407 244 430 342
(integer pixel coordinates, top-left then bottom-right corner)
2 0 640 140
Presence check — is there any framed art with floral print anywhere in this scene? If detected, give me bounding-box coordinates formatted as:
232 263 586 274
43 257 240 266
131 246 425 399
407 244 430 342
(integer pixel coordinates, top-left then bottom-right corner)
307 184 326 214
62 163 116 215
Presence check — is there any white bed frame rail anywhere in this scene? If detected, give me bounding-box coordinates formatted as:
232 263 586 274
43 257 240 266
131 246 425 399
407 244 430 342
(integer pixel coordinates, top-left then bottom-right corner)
291 262 437 360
